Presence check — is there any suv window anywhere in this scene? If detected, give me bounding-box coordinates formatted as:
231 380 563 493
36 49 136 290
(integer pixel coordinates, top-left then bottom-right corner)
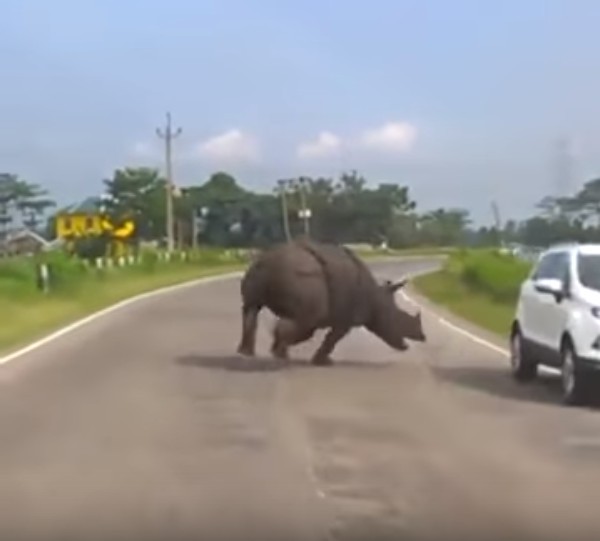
532 251 570 281
577 253 600 292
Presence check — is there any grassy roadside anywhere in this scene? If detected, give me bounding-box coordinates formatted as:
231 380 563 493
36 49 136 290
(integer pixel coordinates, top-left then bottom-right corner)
413 270 515 336
0 259 245 356
412 249 532 337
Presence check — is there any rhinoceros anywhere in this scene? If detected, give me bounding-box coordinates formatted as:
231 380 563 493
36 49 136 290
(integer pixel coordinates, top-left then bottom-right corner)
236 238 426 365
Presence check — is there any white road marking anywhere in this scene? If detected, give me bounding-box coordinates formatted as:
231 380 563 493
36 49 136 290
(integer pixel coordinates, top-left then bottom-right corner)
399 271 561 376
0 271 243 366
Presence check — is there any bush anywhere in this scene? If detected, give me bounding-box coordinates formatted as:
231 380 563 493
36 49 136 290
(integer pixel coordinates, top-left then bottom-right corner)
446 249 533 304
0 257 38 298
0 246 246 301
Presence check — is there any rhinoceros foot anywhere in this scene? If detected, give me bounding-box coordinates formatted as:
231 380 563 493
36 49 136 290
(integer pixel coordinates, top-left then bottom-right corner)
311 355 334 367
270 342 289 360
237 344 256 357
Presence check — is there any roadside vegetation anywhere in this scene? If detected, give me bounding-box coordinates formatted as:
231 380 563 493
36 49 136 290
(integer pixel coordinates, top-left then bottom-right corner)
18 158 600 353
413 249 533 336
0 248 247 355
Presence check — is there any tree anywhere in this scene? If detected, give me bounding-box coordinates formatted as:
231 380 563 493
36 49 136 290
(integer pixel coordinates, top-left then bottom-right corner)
417 208 471 246
0 174 55 237
15 181 55 230
102 167 166 241
0 174 18 238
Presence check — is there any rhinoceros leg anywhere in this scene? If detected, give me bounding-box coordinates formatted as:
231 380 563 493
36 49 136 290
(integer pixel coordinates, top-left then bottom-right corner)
271 319 316 359
237 305 260 356
310 325 350 366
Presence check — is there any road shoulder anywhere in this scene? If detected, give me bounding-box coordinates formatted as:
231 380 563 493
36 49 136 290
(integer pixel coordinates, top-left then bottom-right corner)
404 280 510 356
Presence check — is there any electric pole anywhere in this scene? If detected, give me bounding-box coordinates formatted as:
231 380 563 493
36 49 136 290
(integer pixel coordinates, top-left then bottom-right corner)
277 179 292 242
296 176 311 237
156 112 182 252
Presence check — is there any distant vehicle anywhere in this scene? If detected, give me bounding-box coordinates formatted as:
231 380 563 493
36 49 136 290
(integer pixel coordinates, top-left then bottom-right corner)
510 242 600 405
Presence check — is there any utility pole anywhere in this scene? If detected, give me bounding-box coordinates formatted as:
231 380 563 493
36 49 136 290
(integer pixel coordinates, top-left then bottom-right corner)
277 179 292 242
296 176 311 237
156 112 182 252
191 209 198 250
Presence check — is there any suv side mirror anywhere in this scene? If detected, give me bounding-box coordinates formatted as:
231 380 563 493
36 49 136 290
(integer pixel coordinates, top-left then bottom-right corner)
534 278 565 298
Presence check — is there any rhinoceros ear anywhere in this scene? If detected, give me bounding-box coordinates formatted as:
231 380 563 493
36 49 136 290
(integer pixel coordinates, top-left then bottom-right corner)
383 278 408 293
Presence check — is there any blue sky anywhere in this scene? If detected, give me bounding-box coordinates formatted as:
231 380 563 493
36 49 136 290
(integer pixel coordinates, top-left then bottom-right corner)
2 0 600 224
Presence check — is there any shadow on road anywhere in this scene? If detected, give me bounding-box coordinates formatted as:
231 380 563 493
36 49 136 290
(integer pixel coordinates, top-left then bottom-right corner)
432 365 580 406
175 354 393 372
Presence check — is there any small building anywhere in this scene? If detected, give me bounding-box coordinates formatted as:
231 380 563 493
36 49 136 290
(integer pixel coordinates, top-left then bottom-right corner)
0 229 51 257
55 197 104 239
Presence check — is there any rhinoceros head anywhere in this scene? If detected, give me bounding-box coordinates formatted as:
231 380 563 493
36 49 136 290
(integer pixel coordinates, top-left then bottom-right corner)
366 277 426 350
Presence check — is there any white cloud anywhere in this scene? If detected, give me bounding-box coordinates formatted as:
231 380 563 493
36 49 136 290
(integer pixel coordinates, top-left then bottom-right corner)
297 131 342 159
196 129 260 164
359 121 417 153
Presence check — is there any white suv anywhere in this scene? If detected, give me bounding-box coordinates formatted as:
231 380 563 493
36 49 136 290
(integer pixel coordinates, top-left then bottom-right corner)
510 243 600 405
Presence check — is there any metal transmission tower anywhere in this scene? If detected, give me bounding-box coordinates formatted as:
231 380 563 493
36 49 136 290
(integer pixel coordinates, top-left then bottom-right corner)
554 136 575 200
490 200 504 247
156 112 182 252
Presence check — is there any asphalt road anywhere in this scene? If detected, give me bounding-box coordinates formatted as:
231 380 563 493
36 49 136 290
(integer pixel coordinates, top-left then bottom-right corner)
3 258 600 541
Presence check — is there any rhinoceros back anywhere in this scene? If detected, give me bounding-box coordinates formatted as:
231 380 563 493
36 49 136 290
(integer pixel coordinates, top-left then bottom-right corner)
295 240 377 327
240 239 377 328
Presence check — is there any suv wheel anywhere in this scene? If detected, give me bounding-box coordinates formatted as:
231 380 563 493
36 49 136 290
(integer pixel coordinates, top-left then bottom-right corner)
561 342 590 406
510 328 537 382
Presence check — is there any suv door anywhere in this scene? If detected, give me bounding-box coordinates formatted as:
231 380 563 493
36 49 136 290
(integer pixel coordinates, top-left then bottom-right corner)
540 252 572 353
531 251 572 355
522 252 565 345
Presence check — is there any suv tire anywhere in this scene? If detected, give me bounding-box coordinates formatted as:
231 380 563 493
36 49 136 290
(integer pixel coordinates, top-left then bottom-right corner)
561 341 590 406
510 328 537 382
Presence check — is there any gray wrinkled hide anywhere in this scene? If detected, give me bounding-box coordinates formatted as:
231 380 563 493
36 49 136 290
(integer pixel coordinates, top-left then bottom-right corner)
243 239 376 328
236 238 424 364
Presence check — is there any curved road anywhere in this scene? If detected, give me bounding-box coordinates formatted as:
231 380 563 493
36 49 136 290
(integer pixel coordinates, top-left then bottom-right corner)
2 258 600 540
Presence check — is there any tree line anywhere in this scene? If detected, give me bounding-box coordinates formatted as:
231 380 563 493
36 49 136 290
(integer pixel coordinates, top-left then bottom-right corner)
96 168 474 249
492 177 600 248
4 164 600 250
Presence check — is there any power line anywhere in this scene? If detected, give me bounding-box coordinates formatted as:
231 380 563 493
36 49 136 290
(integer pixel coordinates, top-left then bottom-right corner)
156 112 182 252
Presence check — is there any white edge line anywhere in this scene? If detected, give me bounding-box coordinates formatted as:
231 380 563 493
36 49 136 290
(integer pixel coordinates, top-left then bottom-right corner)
399 269 561 376
0 271 244 366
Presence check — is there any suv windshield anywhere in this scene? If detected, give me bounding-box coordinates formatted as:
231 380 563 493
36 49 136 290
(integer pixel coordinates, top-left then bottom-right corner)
577 253 600 292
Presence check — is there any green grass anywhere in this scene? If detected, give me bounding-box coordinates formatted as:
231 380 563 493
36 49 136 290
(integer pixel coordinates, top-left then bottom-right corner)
412 248 533 338
0 249 246 356
414 270 516 336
